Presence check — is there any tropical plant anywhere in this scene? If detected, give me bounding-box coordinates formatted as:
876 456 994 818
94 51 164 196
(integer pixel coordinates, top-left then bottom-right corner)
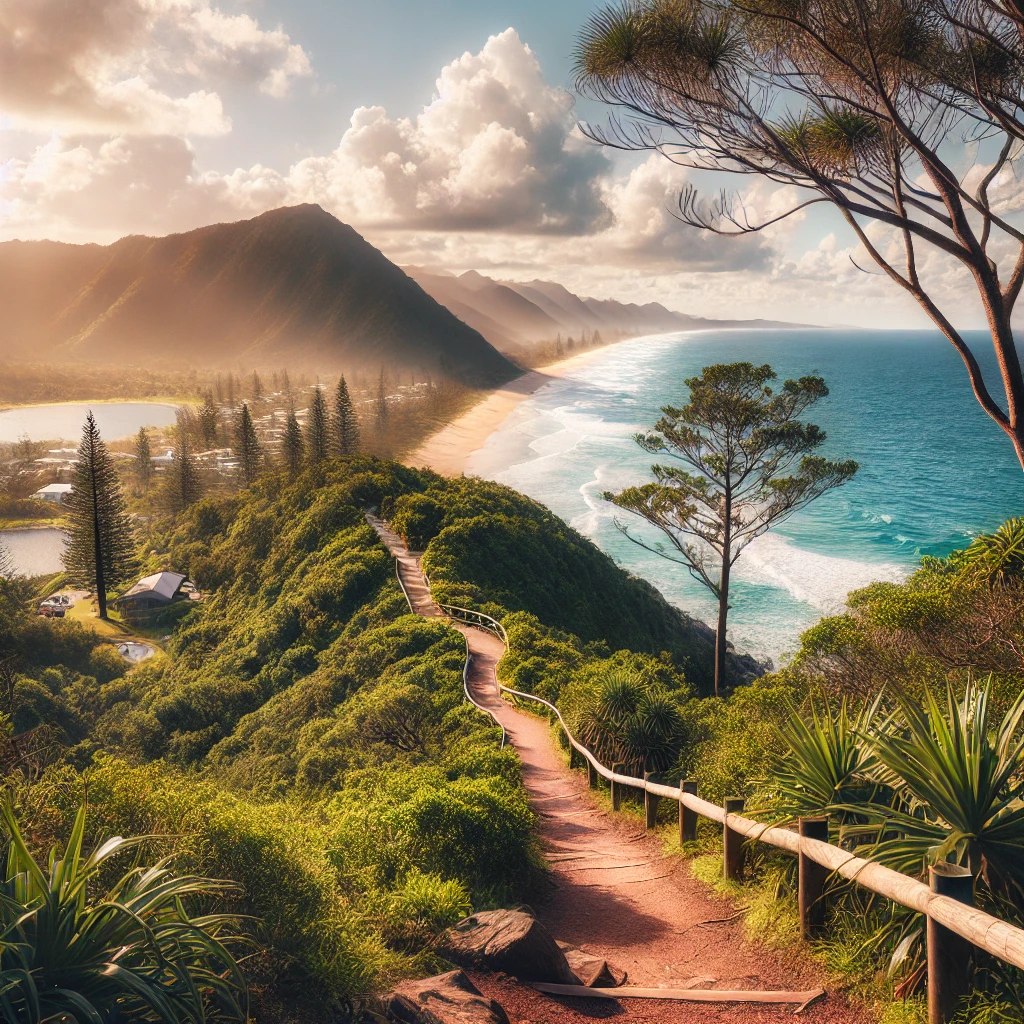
576 670 684 774
63 412 138 619
604 362 857 694
851 680 1024 898
766 695 884 821
961 519 1024 589
0 800 248 1023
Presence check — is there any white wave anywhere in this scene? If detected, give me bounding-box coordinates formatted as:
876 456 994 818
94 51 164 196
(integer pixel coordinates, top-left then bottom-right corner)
736 532 906 614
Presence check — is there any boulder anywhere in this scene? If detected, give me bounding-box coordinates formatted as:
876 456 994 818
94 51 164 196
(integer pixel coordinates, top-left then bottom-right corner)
441 910 576 984
386 970 510 1024
563 948 627 988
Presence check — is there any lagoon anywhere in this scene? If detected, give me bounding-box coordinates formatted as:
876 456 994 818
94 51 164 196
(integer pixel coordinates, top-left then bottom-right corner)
0 402 179 444
1 527 66 577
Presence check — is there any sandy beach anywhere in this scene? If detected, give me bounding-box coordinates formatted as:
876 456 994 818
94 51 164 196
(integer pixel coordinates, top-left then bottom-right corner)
407 345 616 476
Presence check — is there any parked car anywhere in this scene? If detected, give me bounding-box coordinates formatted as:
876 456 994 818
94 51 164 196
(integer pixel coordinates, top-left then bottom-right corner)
38 594 71 618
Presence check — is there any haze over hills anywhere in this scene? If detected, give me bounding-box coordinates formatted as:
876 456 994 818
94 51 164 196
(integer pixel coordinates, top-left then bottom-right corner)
405 266 809 352
0 205 517 386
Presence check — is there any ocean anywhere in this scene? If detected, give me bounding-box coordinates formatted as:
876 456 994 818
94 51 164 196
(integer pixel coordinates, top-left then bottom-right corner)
465 329 1024 666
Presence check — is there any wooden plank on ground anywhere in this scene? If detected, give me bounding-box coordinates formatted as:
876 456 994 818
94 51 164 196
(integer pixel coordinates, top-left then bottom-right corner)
529 982 826 1006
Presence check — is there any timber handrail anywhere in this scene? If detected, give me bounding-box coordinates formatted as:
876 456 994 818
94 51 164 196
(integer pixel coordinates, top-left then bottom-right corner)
498 683 1024 974
438 604 508 645
390 549 506 747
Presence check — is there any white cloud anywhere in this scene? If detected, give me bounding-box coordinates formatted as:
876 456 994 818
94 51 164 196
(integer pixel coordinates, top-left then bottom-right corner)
0 0 311 135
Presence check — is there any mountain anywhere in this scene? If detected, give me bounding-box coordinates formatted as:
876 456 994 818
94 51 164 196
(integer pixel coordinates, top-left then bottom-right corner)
0 206 517 386
405 266 810 352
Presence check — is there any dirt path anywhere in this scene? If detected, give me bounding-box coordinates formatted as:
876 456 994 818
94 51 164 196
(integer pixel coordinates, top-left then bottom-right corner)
367 518 863 1023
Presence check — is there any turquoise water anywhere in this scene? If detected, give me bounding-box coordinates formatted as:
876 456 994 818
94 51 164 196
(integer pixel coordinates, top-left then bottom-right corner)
466 329 1024 665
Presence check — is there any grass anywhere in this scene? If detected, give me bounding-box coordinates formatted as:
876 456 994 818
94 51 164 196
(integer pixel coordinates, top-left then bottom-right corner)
0 516 64 530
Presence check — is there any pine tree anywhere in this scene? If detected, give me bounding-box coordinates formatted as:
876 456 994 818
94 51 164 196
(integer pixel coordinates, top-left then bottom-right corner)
281 369 292 402
234 402 263 486
226 372 236 410
282 405 304 476
333 375 360 456
306 385 329 464
64 413 137 619
134 427 152 492
198 391 219 449
375 367 389 431
167 431 202 514
214 374 224 405
251 371 264 403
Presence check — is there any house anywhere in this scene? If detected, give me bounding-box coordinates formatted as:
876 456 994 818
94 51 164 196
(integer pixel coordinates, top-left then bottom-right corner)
31 482 73 503
113 571 197 623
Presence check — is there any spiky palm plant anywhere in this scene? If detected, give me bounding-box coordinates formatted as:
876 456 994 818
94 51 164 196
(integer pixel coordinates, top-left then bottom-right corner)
0 800 249 1023
577 672 683 774
962 518 1024 588
852 680 1024 897
766 695 884 821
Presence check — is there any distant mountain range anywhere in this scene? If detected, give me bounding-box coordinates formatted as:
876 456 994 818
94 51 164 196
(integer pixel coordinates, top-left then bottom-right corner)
404 266 807 352
0 205 516 386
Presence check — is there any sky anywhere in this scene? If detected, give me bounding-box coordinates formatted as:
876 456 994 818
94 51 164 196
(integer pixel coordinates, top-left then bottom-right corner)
0 0 1011 326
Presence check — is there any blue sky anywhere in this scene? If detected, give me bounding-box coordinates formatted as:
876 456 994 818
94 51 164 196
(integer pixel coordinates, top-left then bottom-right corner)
0 0 1004 327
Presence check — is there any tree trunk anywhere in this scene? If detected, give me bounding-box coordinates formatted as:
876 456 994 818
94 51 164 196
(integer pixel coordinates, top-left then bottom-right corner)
714 559 730 697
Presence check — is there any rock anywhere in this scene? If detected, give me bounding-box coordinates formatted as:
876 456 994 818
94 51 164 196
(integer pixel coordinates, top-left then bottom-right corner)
441 910 576 984
563 948 626 988
386 970 510 1024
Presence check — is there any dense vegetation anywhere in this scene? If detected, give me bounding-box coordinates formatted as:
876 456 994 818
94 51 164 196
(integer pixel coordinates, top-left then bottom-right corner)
549 519 1024 1021
0 456 720 1021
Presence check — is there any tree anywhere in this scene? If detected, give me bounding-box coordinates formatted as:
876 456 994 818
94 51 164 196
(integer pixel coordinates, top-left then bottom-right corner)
198 390 219 449
250 370 264 403
167 431 202 514
605 363 857 694
234 402 263 486
64 413 137 619
225 372 236 411
282 405 304 476
333 374 361 456
375 367 389 431
575 0 1024 468
306 384 330 464
133 427 152 492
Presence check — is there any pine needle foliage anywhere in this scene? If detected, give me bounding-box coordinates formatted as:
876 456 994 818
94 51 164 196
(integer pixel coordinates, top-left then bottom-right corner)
0 800 249 1023
282 405 304 477
167 431 203 515
63 412 137 619
233 403 262 487
134 427 152 492
333 375 360 456
306 386 330 465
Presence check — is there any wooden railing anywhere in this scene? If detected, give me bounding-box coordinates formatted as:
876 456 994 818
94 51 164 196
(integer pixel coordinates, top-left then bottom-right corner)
437 603 508 646
499 682 1024 1022
394 559 506 748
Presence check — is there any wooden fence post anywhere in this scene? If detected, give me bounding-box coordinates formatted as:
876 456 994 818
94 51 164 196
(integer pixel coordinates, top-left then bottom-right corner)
569 745 581 769
679 780 698 845
798 816 829 939
928 863 974 1024
587 759 598 789
611 763 625 811
723 797 745 882
644 772 663 829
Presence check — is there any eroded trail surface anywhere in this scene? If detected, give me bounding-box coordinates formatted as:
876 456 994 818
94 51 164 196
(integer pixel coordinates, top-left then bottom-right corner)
369 518 862 1023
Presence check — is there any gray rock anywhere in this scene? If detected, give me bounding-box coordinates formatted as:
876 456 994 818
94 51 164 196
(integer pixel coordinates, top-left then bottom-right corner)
563 948 626 988
386 970 510 1024
441 909 576 984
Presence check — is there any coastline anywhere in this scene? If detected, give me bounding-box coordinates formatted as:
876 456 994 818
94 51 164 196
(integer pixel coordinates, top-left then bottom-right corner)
408 341 632 476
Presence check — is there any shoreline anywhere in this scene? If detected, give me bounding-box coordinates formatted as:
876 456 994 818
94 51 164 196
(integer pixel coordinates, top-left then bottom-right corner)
408 339 637 476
